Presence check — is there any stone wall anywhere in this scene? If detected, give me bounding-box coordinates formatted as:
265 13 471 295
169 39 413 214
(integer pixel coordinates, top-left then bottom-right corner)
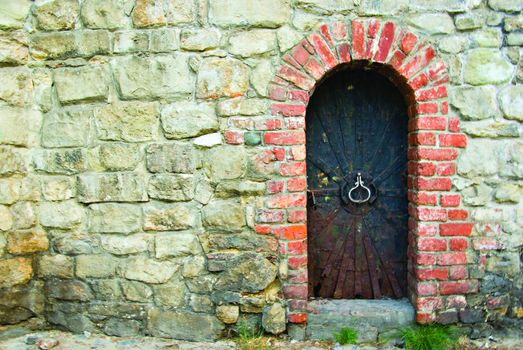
0 0 521 341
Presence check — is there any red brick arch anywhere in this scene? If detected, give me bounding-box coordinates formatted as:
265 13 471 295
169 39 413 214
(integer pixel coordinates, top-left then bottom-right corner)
251 19 473 324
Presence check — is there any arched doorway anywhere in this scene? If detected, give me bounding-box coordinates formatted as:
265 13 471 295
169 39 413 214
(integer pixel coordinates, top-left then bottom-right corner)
307 66 408 299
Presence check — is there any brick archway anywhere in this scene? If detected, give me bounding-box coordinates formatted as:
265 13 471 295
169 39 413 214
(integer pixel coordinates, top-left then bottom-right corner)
252 19 473 324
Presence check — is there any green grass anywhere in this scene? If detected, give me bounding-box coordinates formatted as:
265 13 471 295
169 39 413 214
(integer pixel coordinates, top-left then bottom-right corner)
333 327 358 345
236 322 272 350
400 324 457 350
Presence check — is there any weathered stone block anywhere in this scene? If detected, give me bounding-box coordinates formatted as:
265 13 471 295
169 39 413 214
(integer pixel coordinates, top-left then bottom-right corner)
182 256 206 278
54 65 109 104
41 176 75 201
455 13 483 30
45 280 93 301
114 31 149 53
216 305 239 324
229 30 277 57
488 0 523 12
148 174 194 202
77 173 148 203
0 205 13 231
146 143 196 173
217 98 269 116
30 32 77 60
0 1 31 30
0 68 33 107
112 55 194 100
193 133 223 148
196 57 250 99
154 279 187 307
124 257 178 284
215 252 277 292
104 318 141 337
0 107 34 147
147 308 224 341
203 199 246 231
0 257 32 288
450 86 500 120
155 232 201 259
0 31 29 66
143 203 199 231
407 14 455 34
10 201 35 230
91 279 122 301
77 30 111 57
494 183 521 203
180 28 221 51
100 234 150 256
132 0 195 28
76 255 116 278
296 0 354 15
6 230 48 254
0 288 41 324
121 280 153 302
33 0 79 31
204 145 246 181
262 303 286 334
39 201 84 229
464 49 514 85
88 203 142 234
358 0 407 15
462 120 520 138
215 180 265 198
439 35 469 54
251 60 273 96
458 140 502 178
0 146 27 175
161 102 218 140
53 232 99 255
486 253 521 276
38 254 74 279
471 28 502 48
41 109 91 148
99 143 142 171
499 85 523 121
33 148 86 174
150 28 179 52
80 0 128 29
0 179 20 205
209 0 290 28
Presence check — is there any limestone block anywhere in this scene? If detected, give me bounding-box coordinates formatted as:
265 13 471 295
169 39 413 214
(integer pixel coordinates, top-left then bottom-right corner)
124 258 178 284
204 145 246 181
150 28 179 52
77 30 111 57
104 318 141 337
182 256 206 278
6 230 48 254
455 13 484 30
0 68 33 107
39 201 84 229
499 85 523 121
209 0 291 28
33 0 79 31
229 30 276 57
41 109 91 148
439 35 469 54
54 65 109 104
0 31 29 65
464 49 513 85
146 143 196 173
147 309 224 341
0 205 13 231
217 98 269 116
277 26 303 53
88 203 142 234
0 178 20 205
41 176 75 201
94 101 159 142
112 55 194 100
33 148 87 174
215 180 265 198
262 303 286 334
504 15 523 32
407 14 455 35
216 305 239 324
408 0 469 12
77 173 148 203
0 107 34 146
295 0 354 14
37 254 74 278
121 280 153 302
0 146 27 175
215 252 277 292
203 199 246 231
11 201 36 229
507 33 523 46
180 28 221 51
488 0 523 12
114 31 149 53
153 280 187 307
0 1 32 30
155 232 201 259
53 232 99 255
45 279 93 301
148 174 195 202
30 32 77 60
143 203 199 231
450 86 500 120
251 60 274 96
358 0 407 15
80 0 128 29
189 294 213 313
462 120 520 138
458 140 503 178
0 257 32 288
486 253 521 277
193 133 223 148
494 183 521 203
161 102 218 140
132 0 195 28
76 255 116 278
99 143 142 171
471 28 502 48
197 57 250 99
100 234 149 255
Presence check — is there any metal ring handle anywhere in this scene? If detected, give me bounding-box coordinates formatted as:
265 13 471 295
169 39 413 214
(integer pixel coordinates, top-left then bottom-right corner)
348 173 371 204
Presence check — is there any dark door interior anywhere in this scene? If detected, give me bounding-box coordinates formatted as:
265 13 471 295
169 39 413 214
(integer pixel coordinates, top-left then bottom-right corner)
307 68 408 299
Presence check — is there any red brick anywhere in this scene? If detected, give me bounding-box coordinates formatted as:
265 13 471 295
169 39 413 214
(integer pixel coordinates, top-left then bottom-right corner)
273 225 307 240
290 145 306 161
292 45 311 66
418 238 447 252
438 252 467 266
408 161 436 176
257 209 285 223
288 269 307 283
264 131 305 145
434 75 450 86
320 24 334 47
267 194 307 209
448 209 468 221
447 295 467 308
408 191 437 206
416 267 448 281
285 117 306 130
440 280 478 295
288 256 307 269
283 285 308 299
441 195 461 207
303 57 326 80
288 313 307 323
409 116 447 131
410 207 447 222
272 147 286 161
283 53 302 69
472 237 498 251
400 45 436 79
410 177 452 191
416 103 439 115
289 90 309 103
255 225 272 235
289 299 308 311
337 43 351 63
408 132 437 145
351 20 365 59
416 253 437 265
415 85 448 102
268 85 288 101
309 33 338 70
450 238 468 251
272 103 306 117
416 312 436 324
267 180 284 194
439 134 467 148
277 64 315 90
417 297 444 312
224 130 244 144
365 19 381 59
410 221 438 237
280 162 306 176
331 21 348 41
449 265 468 280
408 148 458 161
388 50 407 70
400 31 418 54
254 118 282 131
288 209 306 223
374 21 395 63
287 177 307 191
416 282 438 296
448 117 460 132
301 39 314 54
437 162 456 176
428 60 447 81
408 73 429 91
440 223 473 237
441 102 449 115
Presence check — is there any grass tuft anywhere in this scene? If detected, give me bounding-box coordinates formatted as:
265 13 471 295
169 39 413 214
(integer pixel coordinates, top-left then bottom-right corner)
236 322 272 350
333 327 358 345
400 324 457 350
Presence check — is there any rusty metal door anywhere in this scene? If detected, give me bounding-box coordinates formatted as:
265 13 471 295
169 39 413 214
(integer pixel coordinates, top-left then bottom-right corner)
307 68 408 299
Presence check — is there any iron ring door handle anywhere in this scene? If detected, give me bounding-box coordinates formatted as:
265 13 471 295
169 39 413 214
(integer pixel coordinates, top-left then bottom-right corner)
348 173 371 204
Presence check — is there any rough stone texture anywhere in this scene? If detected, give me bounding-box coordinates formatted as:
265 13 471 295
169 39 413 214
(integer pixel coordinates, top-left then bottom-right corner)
124 258 178 284
37 255 74 279
499 85 523 121
464 49 514 85
88 203 142 234
39 201 84 229
0 1 32 30
41 109 91 148
209 0 291 28
6 230 49 254
161 102 218 139
77 173 148 203
0 31 29 65
180 29 221 51
450 86 500 120
215 252 277 292
203 199 246 231
229 30 277 57
0 257 32 288
216 305 239 324
155 232 201 258
33 0 79 31
143 203 199 231
407 14 455 34
80 0 128 29
262 303 286 334
146 143 196 173
54 65 109 105
197 58 250 99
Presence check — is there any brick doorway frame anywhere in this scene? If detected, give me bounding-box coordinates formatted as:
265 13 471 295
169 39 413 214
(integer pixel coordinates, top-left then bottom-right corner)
252 19 474 324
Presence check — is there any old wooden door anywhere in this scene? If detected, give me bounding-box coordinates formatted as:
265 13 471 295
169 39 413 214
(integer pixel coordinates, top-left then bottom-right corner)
307 68 408 299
